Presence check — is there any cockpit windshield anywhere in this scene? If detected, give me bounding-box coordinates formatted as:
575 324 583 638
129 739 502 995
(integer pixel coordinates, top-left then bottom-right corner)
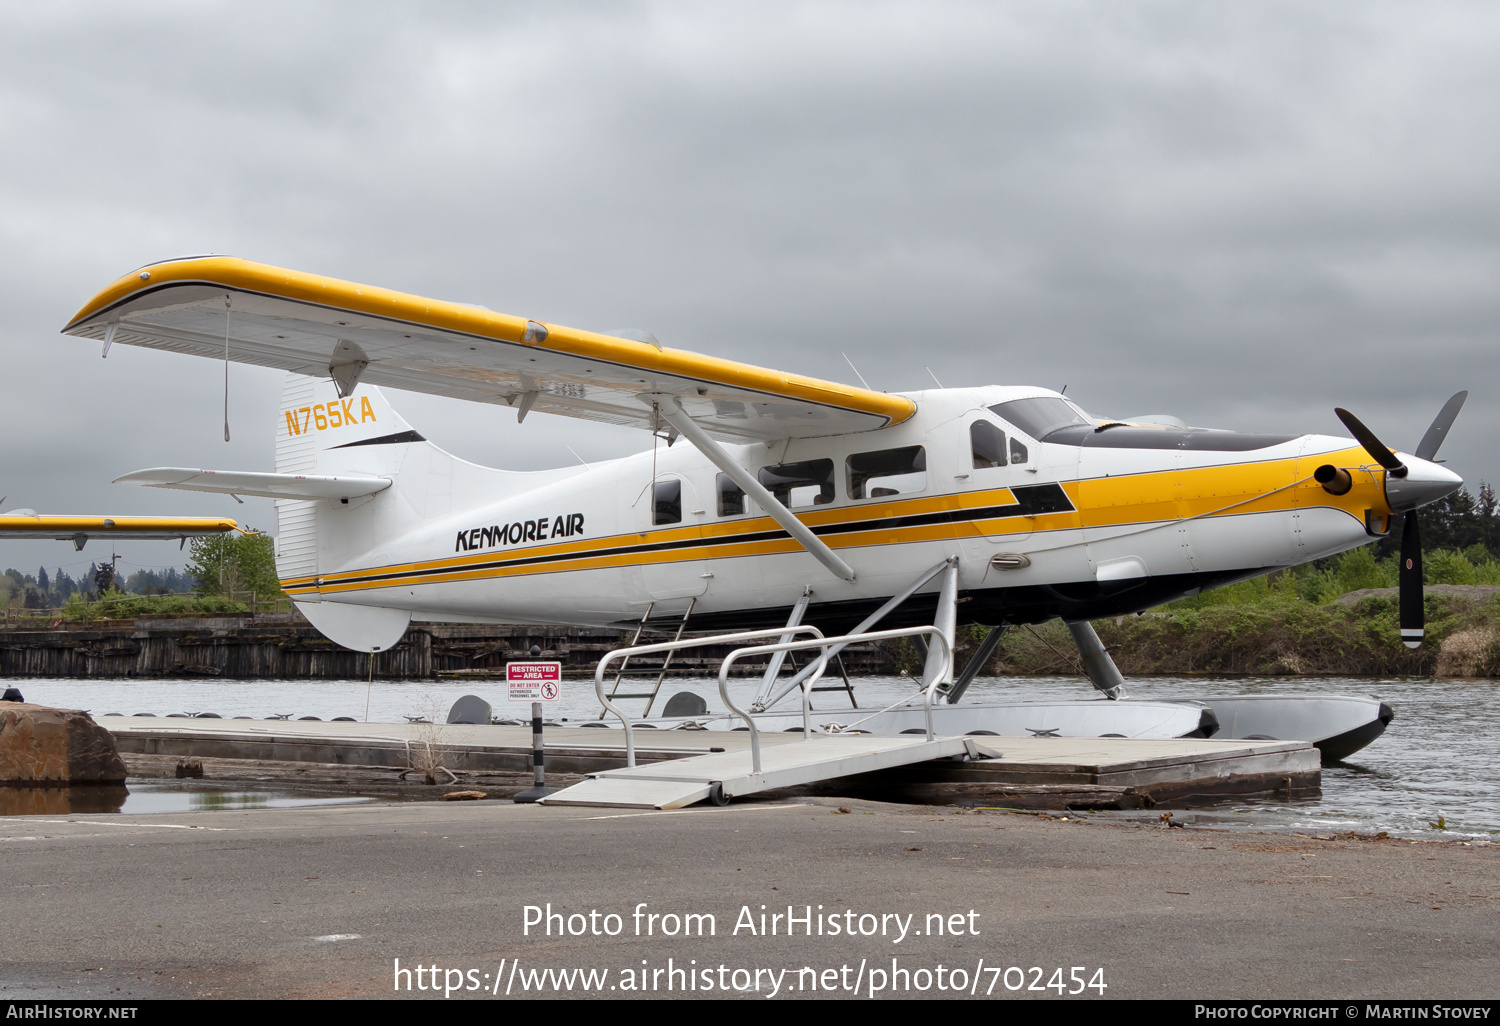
989 397 1092 440
989 396 1296 452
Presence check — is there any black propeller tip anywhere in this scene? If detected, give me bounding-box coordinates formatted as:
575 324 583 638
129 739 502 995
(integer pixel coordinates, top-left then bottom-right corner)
1334 407 1405 472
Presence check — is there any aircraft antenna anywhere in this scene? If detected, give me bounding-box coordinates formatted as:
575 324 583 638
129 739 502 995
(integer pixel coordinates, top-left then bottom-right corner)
841 352 873 391
924 366 945 389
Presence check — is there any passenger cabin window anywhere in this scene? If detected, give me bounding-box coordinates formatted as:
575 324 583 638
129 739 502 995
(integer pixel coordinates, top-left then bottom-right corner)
971 421 1007 469
653 478 682 525
848 446 926 499
758 459 835 508
717 473 746 517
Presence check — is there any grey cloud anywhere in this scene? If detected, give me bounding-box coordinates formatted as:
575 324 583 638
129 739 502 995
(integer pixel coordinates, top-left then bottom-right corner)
0 0 1495 575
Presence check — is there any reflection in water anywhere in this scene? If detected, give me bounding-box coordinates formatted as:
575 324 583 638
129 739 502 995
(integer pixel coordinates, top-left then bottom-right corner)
111 782 375 816
0 781 373 817
1326 760 1380 776
190 791 269 811
0 786 128 816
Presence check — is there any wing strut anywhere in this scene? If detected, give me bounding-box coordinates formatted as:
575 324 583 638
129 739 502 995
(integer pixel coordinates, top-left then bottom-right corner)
643 394 856 582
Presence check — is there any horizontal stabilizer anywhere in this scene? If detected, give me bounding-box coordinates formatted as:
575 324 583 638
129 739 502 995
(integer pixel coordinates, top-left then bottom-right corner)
114 468 391 501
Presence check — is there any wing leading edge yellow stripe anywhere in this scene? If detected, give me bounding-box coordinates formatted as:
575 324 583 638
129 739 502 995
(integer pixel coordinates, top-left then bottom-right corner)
0 516 238 533
66 256 916 428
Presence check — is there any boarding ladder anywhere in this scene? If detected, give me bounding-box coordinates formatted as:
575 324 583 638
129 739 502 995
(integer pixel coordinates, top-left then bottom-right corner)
598 598 697 719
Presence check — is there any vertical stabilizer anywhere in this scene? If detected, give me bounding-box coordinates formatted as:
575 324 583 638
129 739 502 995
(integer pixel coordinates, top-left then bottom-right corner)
273 375 319 591
275 372 419 651
269 371 561 653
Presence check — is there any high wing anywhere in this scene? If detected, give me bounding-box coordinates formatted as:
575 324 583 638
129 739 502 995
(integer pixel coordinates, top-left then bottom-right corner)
0 512 238 550
62 257 916 443
114 468 391 501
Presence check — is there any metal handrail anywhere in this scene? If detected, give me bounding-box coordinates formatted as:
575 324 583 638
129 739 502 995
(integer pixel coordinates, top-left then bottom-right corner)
594 625 825 767
719 626 952 774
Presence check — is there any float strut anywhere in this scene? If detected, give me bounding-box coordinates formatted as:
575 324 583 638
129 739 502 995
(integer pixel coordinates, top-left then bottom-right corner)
1065 621 1127 700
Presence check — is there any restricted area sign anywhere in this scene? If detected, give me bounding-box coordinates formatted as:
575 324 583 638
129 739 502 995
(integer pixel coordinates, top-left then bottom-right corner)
507 661 563 703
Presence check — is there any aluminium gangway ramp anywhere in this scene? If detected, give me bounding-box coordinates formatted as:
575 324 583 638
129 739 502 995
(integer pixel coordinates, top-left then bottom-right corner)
539 734 999 810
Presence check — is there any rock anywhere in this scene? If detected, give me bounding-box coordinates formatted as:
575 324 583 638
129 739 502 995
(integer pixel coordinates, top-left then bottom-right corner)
0 703 127 785
175 758 204 779
1335 584 1500 606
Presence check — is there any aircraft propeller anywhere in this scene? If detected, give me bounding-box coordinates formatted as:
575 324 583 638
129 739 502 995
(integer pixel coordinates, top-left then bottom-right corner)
1333 392 1467 650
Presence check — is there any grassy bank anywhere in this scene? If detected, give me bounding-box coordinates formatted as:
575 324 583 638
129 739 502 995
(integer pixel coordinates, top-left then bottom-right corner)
2 593 254 626
971 546 1500 678
981 590 1500 677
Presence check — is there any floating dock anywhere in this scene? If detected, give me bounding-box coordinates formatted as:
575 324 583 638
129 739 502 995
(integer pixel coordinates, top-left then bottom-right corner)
99 716 1320 809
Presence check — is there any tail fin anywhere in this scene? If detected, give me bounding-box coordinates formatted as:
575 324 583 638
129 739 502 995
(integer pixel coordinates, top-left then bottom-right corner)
273 372 566 652
275 373 418 476
275 374 423 651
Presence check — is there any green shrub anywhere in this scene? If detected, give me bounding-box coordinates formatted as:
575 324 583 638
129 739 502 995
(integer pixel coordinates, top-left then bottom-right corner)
58 590 249 621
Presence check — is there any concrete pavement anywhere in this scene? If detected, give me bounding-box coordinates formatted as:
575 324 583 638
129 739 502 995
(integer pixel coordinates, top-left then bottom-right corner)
0 796 1495 1000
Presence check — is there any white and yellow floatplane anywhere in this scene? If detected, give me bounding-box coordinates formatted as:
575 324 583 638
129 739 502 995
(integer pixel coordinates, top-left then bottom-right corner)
52 257 1467 759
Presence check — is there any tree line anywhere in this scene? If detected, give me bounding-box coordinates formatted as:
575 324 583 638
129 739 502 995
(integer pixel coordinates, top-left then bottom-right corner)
1 485 1495 614
2 531 281 610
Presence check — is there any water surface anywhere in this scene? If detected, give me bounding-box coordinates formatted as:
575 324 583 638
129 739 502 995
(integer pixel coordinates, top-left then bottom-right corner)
10 674 1496 839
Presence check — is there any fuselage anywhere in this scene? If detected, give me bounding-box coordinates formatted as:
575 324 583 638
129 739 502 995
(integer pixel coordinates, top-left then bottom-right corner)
278 385 1430 634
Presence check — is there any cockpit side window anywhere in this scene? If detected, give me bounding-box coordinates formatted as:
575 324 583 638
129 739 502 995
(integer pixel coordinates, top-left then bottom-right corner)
971 421 1007 469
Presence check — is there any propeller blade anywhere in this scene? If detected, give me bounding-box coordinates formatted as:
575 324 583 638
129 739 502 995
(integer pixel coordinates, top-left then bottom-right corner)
1399 512 1424 649
1414 391 1468 462
1334 408 1406 473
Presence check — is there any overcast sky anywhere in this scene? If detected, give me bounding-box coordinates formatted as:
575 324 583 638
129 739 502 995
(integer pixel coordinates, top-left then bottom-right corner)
1 1 1496 580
